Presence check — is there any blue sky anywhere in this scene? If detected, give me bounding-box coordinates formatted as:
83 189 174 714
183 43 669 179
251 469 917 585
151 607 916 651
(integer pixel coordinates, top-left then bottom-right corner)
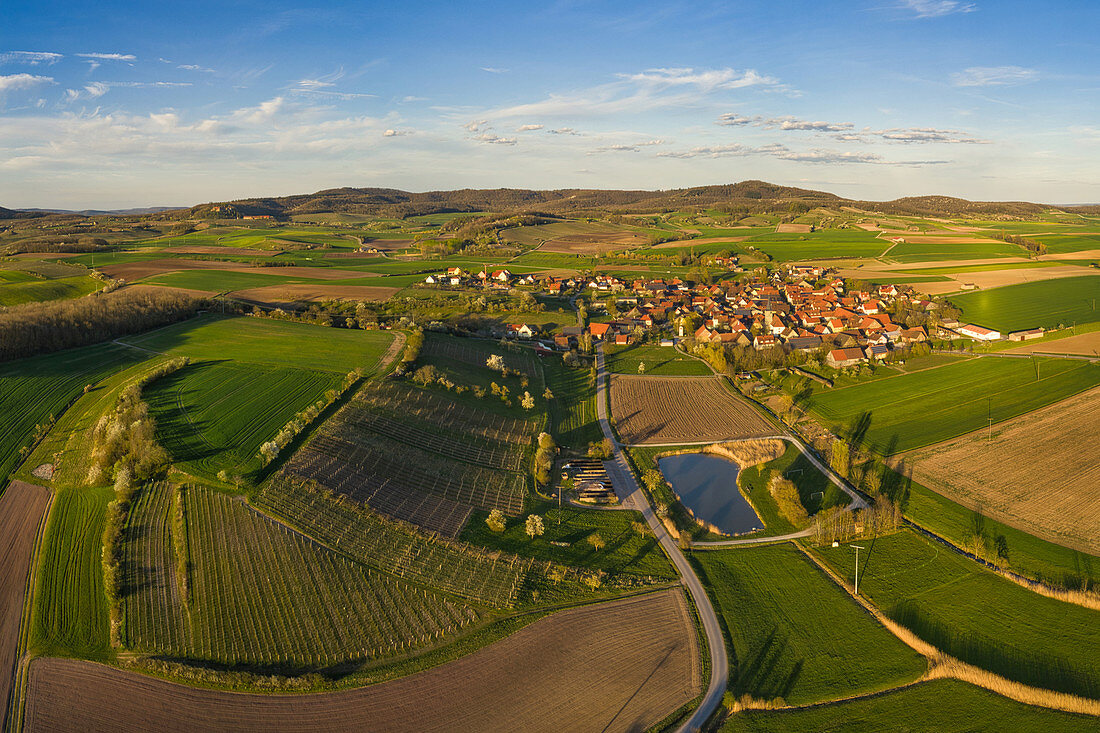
1 0 1097 208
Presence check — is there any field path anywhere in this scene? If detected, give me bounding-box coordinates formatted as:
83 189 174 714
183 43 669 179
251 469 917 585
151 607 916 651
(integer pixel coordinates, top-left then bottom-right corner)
595 345 728 732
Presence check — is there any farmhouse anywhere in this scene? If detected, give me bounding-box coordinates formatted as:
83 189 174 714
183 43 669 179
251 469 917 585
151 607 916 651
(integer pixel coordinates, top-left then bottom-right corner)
1008 327 1045 341
956 324 1001 341
827 347 866 368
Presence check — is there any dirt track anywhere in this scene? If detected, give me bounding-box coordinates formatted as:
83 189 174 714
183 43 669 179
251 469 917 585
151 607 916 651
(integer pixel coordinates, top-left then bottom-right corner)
24 588 698 733
0 481 51 731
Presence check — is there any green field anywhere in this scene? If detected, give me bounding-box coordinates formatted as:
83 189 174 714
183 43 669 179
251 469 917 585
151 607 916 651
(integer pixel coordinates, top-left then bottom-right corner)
734 445 848 534
605 343 712 376
886 239 1023 263
723 679 1099 732
814 530 1100 699
0 274 101 305
692 544 924 705
541 354 602 448
744 230 889 262
29 486 113 659
805 355 1100 453
143 269 311 291
461 499 674 579
145 361 342 479
1031 232 1100 254
901 472 1100 590
0 343 144 483
118 315 395 373
124 483 479 669
950 275 1100 332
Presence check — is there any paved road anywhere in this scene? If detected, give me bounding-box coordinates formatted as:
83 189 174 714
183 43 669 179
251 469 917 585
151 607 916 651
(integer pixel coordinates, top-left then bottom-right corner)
594 346 727 733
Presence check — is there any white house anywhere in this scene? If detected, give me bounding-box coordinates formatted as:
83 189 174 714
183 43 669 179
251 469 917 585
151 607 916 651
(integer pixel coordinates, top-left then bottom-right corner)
956 324 1001 341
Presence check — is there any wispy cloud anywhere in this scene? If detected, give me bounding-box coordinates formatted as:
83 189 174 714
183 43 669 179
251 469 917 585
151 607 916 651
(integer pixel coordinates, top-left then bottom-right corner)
471 132 517 145
548 127 578 135
481 66 509 74
0 73 54 95
951 65 1038 87
871 126 990 143
463 119 490 132
0 51 63 65
516 123 544 132
590 139 665 154
383 128 410 137
716 112 989 143
658 141 946 165
896 1 977 18
63 82 109 102
177 64 216 73
76 52 137 62
621 67 780 92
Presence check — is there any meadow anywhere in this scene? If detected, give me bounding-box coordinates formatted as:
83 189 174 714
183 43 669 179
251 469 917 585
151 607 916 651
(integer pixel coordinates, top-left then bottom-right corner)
145 361 343 480
805 355 1100 454
1031 232 1100 254
723 679 1099 732
0 342 144 484
605 342 712 376
541 354 602 448
743 230 889 262
143 269 315 292
0 274 101 306
950 275 1100 331
691 544 925 705
886 239 1023 263
118 315 396 373
29 486 113 659
813 530 1100 699
461 499 675 580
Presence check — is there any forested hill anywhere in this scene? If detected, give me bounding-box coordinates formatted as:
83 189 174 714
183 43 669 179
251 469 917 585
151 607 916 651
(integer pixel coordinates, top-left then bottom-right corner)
186 181 1068 220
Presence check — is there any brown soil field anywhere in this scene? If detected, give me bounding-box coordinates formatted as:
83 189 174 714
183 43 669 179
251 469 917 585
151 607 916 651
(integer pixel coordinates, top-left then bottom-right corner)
101 259 250 281
360 238 415 252
0 481 51 731
917 266 1096 295
653 236 750 249
23 588 699 733
775 223 812 234
906 386 1100 554
160 245 278 257
610 375 775 444
230 283 402 305
1048 248 1100 261
854 223 881 231
540 232 650 254
1005 330 1100 357
895 235 1003 244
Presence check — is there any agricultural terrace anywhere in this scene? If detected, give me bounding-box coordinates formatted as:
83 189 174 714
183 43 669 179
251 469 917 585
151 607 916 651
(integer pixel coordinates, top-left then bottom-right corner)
125 483 477 668
254 477 529 607
26 588 699 733
0 342 145 484
605 343 712 376
118 315 397 373
29 486 114 660
610 375 774 444
813 530 1100 699
804 355 1100 454
286 380 535 536
144 362 344 480
0 481 51 732
950 275 1100 332
541 355 601 448
723 679 1099 733
906 385 1100 555
691 544 924 705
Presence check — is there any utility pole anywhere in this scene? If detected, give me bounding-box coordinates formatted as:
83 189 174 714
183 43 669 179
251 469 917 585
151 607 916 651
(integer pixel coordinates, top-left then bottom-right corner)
987 396 992 442
851 544 865 595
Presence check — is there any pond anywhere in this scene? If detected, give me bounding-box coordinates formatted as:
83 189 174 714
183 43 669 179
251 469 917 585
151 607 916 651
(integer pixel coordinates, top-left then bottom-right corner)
658 453 763 536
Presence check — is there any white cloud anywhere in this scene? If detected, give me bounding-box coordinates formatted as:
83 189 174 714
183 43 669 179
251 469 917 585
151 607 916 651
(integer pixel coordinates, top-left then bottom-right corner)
715 112 989 144
0 73 54 95
472 133 517 145
516 124 544 132
296 78 336 90
76 52 136 61
400 95 427 103
620 67 779 92
64 82 110 102
177 64 216 73
481 67 509 74
763 116 854 132
463 119 489 132
548 127 578 135
873 126 990 143
897 1 977 18
382 129 410 137
658 141 946 166
716 113 759 126
0 51 63 65
951 65 1038 87
591 139 665 154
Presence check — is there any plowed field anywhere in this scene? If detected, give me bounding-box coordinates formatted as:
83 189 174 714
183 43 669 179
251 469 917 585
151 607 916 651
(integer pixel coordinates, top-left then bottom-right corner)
0 481 50 731
610 375 774 444
907 386 1100 554
24 588 700 733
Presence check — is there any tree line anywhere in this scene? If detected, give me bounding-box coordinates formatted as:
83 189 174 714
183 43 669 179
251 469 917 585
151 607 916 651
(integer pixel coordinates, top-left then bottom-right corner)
0 288 208 362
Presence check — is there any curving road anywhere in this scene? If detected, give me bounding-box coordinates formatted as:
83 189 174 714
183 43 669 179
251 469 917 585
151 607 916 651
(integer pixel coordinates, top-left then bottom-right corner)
594 346 727 733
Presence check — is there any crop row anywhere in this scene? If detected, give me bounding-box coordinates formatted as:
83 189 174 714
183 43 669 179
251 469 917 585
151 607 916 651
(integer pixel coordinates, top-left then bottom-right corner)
357 381 537 444
254 477 529 607
334 407 525 471
290 449 473 537
124 483 478 667
307 433 526 515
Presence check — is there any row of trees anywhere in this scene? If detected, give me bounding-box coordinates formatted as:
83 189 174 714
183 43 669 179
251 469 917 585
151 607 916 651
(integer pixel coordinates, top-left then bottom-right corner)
0 288 207 362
